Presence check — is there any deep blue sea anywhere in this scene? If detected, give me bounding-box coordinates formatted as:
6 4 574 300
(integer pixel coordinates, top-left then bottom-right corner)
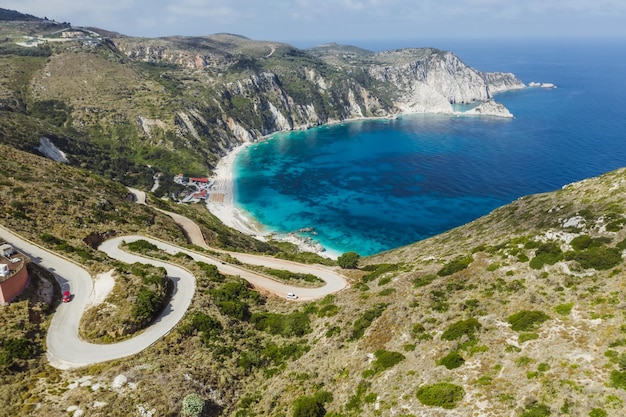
234 39 626 256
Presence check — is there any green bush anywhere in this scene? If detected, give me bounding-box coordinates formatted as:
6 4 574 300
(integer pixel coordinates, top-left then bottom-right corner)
0 338 38 367
126 239 159 253
416 383 465 409
437 352 465 369
182 393 205 417
412 274 437 288
292 391 332 417
361 263 400 282
565 246 622 270
338 251 360 269
529 241 563 269
570 235 594 250
611 370 626 389
441 318 481 341
537 363 551 372
519 333 539 343
251 311 311 337
133 288 165 322
554 303 574 316
589 408 608 417
372 350 405 372
317 304 339 317
292 395 325 417
521 403 551 417
378 288 396 296
507 310 550 332
437 256 474 276
350 303 388 340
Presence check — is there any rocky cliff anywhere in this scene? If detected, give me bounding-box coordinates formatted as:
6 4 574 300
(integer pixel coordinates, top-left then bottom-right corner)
113 36 525 151
1 22 526 183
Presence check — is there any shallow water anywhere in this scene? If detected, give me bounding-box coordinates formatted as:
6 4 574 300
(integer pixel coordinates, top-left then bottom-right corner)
234 40 626 256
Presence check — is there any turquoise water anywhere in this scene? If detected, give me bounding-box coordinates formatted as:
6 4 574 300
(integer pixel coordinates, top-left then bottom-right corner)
234 40 626 256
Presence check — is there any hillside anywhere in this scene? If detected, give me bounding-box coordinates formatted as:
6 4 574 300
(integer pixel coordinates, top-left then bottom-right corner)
0 8 522 191
2 7 625 417
3 151 626 417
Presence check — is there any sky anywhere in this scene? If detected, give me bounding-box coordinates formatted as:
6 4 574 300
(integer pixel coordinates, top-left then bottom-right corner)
5 0 626 47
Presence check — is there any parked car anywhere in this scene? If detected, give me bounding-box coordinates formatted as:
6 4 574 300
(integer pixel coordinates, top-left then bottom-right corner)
286 292 298 300
62 291 71 303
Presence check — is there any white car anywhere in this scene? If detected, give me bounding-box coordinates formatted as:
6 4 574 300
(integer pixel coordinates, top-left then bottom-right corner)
286 293 298 300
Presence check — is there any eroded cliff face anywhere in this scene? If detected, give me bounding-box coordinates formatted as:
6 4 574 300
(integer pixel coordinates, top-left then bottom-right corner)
76 37 527 164
366 49 525 115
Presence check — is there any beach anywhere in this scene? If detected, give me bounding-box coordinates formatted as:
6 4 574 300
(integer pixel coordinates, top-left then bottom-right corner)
206 142 339 259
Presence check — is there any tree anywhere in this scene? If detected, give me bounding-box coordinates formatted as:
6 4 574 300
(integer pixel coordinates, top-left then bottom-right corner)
182 393 205 417
338 251 360 269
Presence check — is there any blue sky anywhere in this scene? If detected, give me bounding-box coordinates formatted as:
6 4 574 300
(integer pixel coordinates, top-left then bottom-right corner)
5 0 626 47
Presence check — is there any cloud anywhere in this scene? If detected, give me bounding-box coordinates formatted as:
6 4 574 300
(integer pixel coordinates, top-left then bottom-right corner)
3 0 136 18
4 0 626 41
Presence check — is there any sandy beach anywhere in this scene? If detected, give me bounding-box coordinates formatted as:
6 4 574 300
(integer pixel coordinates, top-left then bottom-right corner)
206 142 339 259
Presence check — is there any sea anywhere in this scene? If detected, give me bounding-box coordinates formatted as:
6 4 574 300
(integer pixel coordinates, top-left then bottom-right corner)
233 39 626 257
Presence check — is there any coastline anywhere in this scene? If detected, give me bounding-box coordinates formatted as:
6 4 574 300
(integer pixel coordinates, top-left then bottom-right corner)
204 92 530 259
206 142 342 259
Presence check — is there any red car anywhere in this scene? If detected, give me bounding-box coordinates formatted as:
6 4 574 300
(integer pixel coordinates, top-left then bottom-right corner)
62 291 71 303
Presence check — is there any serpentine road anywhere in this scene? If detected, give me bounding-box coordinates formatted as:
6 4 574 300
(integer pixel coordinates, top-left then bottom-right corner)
0 204 348 369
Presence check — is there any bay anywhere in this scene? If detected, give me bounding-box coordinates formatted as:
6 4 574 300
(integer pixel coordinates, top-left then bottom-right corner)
234 40 626 256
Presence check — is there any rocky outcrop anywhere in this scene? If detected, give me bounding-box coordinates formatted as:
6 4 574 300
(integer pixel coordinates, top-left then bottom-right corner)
481 71 526 94
37 136 68 163
462 100 514 118
366 49 522 116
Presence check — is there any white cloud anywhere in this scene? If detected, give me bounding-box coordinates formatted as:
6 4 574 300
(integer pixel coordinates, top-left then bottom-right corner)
4 0 626 41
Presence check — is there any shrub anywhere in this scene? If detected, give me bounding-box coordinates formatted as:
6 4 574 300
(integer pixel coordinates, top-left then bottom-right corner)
507 310 550 332
190 312 221 333
133 288 165 322
437 352 465 370
529 242 563 269
292 395 325 417
292 391 332 417
361 263 400 282
437 256 473 276
413 274 437 288
565 246 622 270
126 239 158 253
182 393 205 417
521 403 551 417
441 318 481 341
611 370 626 390
317 304 339 317
378 288 396 296
350 303 388 340
554 303 574 316
416 383 465 409
338 252 360 269
537 362 551 372
412 323 433 341
372 350 405 372
589 408 608 417
570 235 594 250
519 332 539 343
251 311 311 337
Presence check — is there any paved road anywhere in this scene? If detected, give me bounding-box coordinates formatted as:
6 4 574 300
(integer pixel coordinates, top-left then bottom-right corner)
0 204 348 368
128 188 348 298
0 225 195 369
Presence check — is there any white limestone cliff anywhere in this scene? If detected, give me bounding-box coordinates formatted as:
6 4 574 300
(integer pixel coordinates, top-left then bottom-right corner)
462 100 514 118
